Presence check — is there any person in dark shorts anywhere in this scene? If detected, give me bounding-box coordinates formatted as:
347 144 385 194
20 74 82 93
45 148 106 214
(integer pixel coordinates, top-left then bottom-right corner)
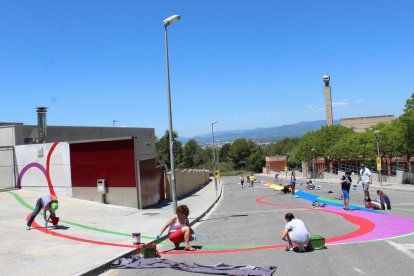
290 171 297 197
340 171 352 210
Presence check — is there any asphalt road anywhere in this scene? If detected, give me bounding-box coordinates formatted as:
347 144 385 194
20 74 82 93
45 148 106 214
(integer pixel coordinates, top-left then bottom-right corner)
103 175 414 276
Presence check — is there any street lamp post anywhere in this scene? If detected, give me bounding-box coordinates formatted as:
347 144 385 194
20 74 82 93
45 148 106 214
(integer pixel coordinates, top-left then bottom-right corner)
211 121 218 195
373 130 382 186
311 148 315 179
112 120 119 127
163 14 181 213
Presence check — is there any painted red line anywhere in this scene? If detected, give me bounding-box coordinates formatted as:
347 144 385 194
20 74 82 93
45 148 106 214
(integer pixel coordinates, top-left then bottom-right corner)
24 194 373 255
255 195 375 243
27 213 135 249
46 142 58 198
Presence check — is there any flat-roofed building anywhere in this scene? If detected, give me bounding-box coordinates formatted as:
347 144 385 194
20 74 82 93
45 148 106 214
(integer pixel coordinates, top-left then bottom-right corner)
340 115 394 132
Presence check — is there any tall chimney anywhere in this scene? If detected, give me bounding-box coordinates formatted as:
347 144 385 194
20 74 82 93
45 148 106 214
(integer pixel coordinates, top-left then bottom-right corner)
36 106 48 143
323 74 333 126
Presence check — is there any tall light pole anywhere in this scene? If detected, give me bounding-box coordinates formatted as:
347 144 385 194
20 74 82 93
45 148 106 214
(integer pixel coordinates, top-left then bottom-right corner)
373 130 382 186
311 148 315 179
211 121 218 171
211 120 218 195
112 120 119 127
163 14 181 213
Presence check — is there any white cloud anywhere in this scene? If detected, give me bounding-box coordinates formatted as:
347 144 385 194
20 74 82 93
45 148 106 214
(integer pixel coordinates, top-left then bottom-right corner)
332 101 348 107
355 99 364 103
307 104 324 111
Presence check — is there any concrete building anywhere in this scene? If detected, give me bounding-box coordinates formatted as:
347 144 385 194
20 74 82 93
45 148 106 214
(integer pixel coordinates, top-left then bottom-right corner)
340 115 394 132
265 156 287 174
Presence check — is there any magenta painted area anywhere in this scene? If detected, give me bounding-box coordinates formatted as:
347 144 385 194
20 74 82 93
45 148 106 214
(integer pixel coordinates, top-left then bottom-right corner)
325 205 414 244
17 162 47 189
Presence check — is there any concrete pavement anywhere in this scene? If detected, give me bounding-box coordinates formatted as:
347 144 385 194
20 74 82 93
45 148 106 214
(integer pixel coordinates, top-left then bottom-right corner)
1 173 412 276
0 178 222 276
260 172 414 192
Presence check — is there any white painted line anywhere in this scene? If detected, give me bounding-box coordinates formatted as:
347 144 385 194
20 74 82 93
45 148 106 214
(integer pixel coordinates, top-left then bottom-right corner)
387 241 414 260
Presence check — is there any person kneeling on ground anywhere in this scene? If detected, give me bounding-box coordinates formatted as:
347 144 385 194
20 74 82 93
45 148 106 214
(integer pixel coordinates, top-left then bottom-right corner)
158 204 196 251
371 190 392 210
26 194 58 230
281 213 310 252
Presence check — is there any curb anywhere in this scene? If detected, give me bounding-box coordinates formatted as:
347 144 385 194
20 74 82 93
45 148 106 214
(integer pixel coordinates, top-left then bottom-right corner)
78 181 224 276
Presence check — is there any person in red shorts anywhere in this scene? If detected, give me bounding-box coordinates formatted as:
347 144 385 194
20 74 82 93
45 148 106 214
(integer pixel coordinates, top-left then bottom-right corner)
158 204 196 251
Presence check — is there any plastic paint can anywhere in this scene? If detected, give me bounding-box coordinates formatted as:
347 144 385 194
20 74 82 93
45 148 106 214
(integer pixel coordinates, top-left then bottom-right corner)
132 232 141 245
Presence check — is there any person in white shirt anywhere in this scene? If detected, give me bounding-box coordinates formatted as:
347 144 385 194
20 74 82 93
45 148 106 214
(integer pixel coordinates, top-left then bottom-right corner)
357 164 372 203
281 213 310 252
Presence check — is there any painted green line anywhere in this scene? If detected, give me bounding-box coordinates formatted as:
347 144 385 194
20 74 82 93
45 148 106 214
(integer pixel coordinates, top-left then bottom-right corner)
8 191 265 249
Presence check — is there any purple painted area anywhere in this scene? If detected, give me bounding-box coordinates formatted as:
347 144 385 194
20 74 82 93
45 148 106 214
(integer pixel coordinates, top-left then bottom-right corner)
17 162 47 189
325 205 414 244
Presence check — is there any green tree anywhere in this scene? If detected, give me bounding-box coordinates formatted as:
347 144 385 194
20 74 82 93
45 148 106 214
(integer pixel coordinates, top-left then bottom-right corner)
180 139 200 168
219 143 231 162
264 138 299 157
399 92 414 172
228 139 256 170
155 130 182 168
246 146 265 172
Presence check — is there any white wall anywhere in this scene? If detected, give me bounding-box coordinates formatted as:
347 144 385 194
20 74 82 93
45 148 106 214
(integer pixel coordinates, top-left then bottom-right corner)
15 142 73 196
0 126 16 146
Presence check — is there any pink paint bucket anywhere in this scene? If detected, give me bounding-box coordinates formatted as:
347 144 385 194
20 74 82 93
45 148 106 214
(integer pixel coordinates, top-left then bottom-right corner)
132 232 141 245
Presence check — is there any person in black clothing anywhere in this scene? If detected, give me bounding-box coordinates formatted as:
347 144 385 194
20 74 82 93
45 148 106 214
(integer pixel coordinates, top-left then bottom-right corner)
340 171 352 210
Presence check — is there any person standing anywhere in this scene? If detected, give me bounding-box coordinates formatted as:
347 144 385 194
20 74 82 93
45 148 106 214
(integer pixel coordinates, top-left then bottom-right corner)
26 194 58 230
281 213 310 252
249 173 256 187
340 170 352 210
240 175 245 189
357 164 372 204
290 171 297 197
157 204 196 251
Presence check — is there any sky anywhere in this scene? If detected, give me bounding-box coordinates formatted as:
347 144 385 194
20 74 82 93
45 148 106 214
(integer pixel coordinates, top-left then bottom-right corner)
0 0 413 138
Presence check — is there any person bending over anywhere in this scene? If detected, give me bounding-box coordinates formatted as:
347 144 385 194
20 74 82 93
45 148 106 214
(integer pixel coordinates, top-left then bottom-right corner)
281 213 310 252
27 194 58 230
158 204 196 251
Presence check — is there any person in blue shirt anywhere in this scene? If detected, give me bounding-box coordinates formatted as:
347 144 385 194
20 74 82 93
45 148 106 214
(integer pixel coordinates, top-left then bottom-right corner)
371 190 392 210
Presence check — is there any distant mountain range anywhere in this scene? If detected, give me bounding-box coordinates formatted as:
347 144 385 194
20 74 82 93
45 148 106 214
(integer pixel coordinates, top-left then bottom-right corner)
180 120 339 145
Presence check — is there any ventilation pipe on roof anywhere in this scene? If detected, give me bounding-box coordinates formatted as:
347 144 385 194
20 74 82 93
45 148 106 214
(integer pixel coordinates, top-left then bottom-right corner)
36 107 48 143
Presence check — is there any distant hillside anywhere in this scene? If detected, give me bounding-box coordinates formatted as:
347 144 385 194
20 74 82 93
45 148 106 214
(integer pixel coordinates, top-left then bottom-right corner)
180 120 339 145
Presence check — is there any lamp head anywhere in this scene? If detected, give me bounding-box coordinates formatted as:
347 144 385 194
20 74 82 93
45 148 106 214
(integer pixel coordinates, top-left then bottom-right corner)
163 15 181 27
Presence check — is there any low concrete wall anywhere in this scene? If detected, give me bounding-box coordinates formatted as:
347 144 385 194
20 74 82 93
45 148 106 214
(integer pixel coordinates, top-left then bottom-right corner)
72 187 138 208
165 169 210 200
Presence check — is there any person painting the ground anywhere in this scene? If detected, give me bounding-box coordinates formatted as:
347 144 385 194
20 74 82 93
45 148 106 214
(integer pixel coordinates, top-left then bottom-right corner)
340 170 352 211
357 164 372 204
26 194 58 230
158 204 196 251
281 212 310 252
371 190 392 210
290 170 297 197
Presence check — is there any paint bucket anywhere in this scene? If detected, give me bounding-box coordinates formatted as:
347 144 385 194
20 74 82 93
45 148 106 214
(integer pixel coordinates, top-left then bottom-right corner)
132 232 141 245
